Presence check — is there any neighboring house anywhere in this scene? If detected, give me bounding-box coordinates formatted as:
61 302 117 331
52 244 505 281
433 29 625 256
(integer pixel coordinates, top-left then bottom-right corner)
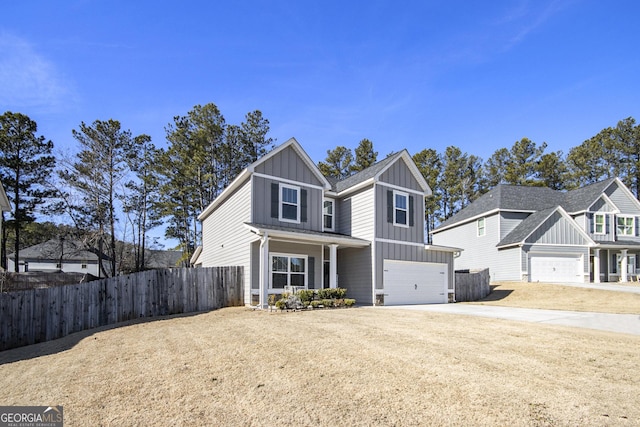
0 181 10 270
7 239 105 276
144 249 184 269
198 138 459 307
432 177 640 283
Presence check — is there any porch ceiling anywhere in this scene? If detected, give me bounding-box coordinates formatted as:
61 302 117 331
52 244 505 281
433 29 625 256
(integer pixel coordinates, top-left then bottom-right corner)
244 223 370 248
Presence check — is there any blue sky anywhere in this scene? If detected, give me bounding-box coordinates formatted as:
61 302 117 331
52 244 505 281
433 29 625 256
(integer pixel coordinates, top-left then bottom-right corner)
1 1 639 164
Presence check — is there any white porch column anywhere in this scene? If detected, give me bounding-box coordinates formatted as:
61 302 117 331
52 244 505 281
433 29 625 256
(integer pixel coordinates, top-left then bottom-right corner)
259 232 270 308
593 249 600 284
329 244 338 289
621 249 628 282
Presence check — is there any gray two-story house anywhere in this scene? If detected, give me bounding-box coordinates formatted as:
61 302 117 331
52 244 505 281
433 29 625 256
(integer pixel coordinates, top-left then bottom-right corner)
432 178 640 283
196 138 458 307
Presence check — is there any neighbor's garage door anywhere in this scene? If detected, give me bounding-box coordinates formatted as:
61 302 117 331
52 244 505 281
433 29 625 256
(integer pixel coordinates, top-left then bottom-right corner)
529 254 583 283
383 260 448 305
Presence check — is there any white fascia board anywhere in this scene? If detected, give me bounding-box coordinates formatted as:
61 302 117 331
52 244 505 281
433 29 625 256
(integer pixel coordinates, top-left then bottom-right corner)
243 224 370 248
612 177 640 211
372 150 431 195
198 168 251 221
335 178 375 197
431 208 501 234
262 137 331 190
424 244 463 253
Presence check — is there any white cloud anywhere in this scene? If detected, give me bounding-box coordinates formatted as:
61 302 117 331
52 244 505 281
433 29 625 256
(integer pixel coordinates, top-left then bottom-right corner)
0 33 75 112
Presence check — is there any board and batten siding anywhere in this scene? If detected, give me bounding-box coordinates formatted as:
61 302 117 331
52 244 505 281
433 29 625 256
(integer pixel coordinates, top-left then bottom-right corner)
337 247 373 304
375 242 454 291
337 184 375 241
525 211 589 246
375 184 424 243
252 175 323 232
253 145 324 187
605 182 640 215
378 159 423 192
581 212 615 243
201 178 254 303
433 212 501 277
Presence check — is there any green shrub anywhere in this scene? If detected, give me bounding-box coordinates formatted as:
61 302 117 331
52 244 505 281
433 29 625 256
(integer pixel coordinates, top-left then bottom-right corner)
296 289 315 303
335 288 347 299
320 299 333 308
275 299 288 310
344 298 356 307
310 300 321 308
316 288 331 300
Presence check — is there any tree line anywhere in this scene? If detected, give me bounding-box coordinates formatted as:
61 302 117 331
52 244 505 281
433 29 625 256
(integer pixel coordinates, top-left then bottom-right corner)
317 117 640 236
1 107 637 274
0 104 273 275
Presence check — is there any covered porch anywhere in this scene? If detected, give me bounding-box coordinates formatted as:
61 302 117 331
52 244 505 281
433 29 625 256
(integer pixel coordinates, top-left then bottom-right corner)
244 223 370 308
591 242 640 283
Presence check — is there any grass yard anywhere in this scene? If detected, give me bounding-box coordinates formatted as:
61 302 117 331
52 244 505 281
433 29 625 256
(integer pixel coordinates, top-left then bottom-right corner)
1 303 639 426
472 281 640 314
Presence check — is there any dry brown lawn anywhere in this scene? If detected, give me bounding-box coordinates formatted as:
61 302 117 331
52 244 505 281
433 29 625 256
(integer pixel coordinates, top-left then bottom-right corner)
1 305 639 426
472 281 640 314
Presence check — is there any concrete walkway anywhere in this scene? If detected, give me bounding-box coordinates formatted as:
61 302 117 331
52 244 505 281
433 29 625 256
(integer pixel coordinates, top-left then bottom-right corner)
378 304 640 336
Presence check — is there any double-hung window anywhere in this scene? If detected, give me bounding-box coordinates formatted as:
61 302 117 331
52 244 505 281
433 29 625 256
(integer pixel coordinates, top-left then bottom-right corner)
279 184 300 223
323 199 334 231
594 214 605 234
271 254 307 289
393 190 409 227
477 218 486 236
616 216 634 236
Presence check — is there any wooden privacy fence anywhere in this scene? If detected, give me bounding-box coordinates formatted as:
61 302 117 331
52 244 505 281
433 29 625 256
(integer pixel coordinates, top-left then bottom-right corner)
0 267 243 351
455 268 490 302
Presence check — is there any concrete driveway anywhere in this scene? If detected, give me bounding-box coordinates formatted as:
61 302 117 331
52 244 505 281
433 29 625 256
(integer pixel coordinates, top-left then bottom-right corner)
379 304 640 336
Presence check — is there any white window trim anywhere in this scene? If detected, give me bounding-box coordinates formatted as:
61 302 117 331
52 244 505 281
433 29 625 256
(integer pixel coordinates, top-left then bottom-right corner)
594 213 605 235
269 253 308 290
393 190 409 228
477 217 486 237
279 183 300 224
616 215 634 236
323 198 335 231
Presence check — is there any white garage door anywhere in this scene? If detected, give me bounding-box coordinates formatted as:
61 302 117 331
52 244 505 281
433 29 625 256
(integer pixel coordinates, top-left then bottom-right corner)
529 254 583 283
383 260 448 305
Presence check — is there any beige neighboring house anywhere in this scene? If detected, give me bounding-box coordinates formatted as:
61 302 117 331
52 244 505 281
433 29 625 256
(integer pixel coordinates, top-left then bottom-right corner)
7 239 104 275
0 181 11 271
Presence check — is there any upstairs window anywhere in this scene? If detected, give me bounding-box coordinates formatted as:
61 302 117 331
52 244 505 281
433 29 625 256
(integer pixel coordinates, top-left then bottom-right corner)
280 184 300 223
477 218 486 236
394 191 408 226
323 199 334 231
594 214 605 234
616 216 634 236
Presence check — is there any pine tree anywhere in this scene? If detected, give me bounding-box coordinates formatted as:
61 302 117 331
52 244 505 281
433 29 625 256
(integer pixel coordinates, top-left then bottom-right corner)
0 112 55 271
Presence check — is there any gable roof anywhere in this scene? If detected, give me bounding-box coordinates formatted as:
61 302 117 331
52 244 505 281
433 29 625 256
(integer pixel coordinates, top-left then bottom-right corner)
496 206 594 248
332 150 431 195
199 137 331 221
434 177 637 234
434 185 562 232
